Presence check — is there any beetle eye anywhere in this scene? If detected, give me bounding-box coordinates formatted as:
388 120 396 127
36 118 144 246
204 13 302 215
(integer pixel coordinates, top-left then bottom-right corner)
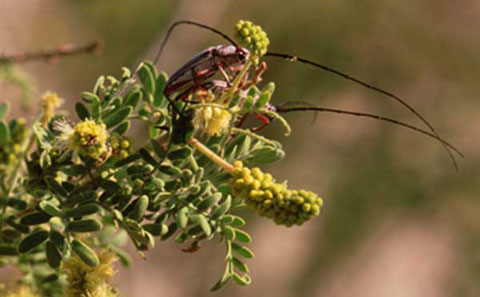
237 52 245 60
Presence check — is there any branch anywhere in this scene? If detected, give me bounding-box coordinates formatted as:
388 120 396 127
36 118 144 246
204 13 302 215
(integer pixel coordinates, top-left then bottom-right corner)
0 39 103 63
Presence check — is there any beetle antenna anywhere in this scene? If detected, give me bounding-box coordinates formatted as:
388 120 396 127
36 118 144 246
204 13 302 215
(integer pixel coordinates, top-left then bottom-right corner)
265 51 457 170
276 105 463 168
275 101 319 123
154 20 238 65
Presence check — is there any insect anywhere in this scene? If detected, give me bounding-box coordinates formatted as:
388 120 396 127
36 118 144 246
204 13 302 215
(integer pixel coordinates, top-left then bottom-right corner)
154 20 463 168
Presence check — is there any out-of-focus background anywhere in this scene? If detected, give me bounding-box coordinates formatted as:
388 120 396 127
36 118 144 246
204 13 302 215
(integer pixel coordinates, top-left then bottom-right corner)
1 0 479 296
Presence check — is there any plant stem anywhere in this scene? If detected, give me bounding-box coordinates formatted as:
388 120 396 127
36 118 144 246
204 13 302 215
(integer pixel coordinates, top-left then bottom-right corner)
187 137 234 173
219 57 253 104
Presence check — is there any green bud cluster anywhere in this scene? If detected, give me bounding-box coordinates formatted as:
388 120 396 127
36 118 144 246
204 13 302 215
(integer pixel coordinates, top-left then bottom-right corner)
0 118 27 167
235 20 270 57
229 161 323 226
109 133 131 159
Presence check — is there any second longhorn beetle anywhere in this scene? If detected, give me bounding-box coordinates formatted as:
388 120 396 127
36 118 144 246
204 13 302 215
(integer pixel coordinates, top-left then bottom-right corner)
153 20 463 168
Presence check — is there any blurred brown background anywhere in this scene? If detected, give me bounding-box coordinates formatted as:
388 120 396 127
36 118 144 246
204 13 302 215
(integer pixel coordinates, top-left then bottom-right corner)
1 0 479 296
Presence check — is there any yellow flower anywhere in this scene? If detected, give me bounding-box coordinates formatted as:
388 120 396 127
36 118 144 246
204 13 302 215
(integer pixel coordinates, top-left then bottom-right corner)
63 249 119 297
54 119 109 159
0 285 39 297
193 106 232 136
41 91 63 126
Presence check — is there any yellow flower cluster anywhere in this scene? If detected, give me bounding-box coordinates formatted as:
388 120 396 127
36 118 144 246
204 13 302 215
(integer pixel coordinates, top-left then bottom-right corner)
235 20 270 57
63 249 118 297
0 284 39 297
69 119 109 159
192 106 232 136
40 91 62 126
230 161 323 226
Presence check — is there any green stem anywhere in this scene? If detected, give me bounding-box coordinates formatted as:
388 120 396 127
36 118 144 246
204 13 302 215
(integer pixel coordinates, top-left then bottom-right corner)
219 57 254 104
0 123 37 234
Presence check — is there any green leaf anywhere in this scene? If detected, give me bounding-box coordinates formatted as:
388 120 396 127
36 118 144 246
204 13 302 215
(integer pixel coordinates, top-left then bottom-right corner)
231 242 254 259
197 214 212 237
124 90 142 109
92 76 104 95
210 268 231 291
61 164 87 176
176 207 189 229
151 139 166 159
115 153 141 167
67 219 103 233
232 257 249 273
0 120 10 145
142 223 164 236
81 91 100 103
0 245 18 256
64 203 101 218
211 195 232 219
50 230 66 251
46 241 62 268
102 106 132 129
20 211 51 225
138 62 156 95
223 226 235 241
168 147 192 160
39 201 62 217
71 239 99 267
246 146 285 164
128 195 149 221
18 230 49 253
232 273 251 286
153 72 168 107
113 121 130 135
75 102 90 120
233 228 251 243
160 222 177 240
254 91 271 109
197 193 222 212
99 180 122 193
45 176 68 197
139 148 157 165
0 102 10 120
66 190 97 206
109 245 131 267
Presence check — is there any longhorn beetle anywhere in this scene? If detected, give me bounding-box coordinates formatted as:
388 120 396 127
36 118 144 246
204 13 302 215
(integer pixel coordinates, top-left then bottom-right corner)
154 20 463 168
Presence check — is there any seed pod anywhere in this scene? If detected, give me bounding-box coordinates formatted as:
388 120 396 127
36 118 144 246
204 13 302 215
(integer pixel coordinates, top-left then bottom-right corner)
20 211 52 226
128 195 149 221
64 203 101 218
67 219 103 233
46 241 62 268
18 230 49 253
71 239 99 267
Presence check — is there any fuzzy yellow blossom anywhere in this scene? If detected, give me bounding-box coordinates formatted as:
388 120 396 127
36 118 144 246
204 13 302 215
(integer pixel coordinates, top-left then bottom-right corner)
0 285 39 297
63 249 119 297
41 91 63 126
193 106 232 136
54 119 109 159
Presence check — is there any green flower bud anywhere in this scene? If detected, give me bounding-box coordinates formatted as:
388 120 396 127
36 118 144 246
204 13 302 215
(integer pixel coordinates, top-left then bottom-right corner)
235 20 270 58
229 161 323 226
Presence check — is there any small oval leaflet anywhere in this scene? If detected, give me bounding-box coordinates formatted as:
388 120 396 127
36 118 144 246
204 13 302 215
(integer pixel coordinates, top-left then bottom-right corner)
18 230 49 253
71 239 99 267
